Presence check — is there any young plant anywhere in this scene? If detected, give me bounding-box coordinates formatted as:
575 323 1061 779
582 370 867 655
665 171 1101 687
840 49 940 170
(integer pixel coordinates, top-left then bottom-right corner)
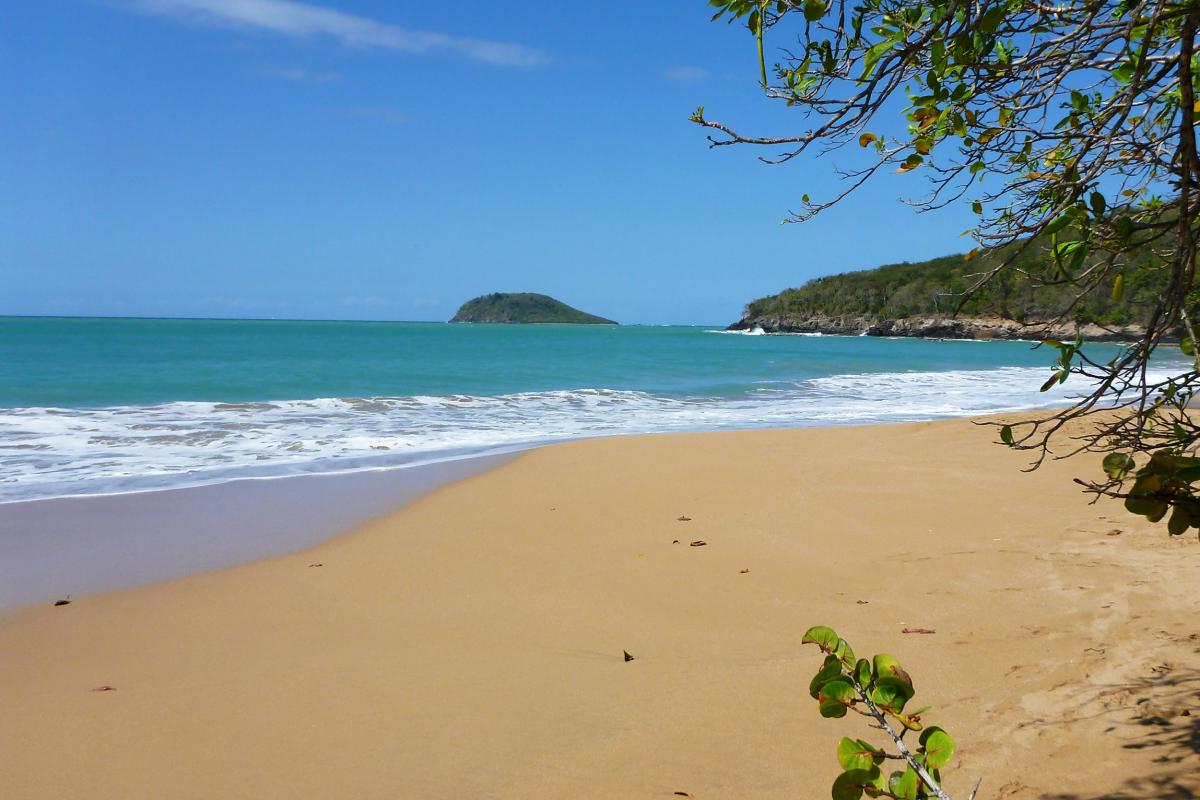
803 625 979 800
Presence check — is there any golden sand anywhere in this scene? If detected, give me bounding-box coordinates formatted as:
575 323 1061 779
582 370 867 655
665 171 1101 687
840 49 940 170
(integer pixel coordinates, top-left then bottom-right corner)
2 419 1197 799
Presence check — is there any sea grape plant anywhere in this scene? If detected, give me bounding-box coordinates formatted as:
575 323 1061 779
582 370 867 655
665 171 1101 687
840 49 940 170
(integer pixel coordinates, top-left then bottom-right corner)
696 0 1200 536
803 625 978 800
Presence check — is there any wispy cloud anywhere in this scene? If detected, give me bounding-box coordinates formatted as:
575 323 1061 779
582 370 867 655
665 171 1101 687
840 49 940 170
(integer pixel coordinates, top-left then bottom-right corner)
342 105 407 124
664 65 709 81
258 65 338 82
123 0 547 66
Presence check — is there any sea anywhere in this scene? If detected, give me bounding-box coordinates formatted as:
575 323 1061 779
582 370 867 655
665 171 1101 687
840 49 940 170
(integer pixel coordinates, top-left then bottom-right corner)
2 316 1188 504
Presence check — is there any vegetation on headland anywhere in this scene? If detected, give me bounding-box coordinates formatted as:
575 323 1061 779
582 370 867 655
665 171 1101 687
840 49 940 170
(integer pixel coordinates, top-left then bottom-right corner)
733 233 1181 338
450 293 617 325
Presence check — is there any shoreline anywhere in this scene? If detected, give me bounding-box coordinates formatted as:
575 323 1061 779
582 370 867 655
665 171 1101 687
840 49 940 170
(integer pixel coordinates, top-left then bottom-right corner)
0 414 1044 611
2 420 1198 798
0 451 516 610
728 313 1170 343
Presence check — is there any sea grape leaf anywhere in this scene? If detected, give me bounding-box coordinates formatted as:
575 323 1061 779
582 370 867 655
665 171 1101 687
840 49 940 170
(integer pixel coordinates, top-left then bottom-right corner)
1168 505 1191 536
832 767 885 800
1102 453 1134 479
836 638 857 669
803 625 841 653
873 654 914 695
919 726 956 769
869 683 912 715
889 767 920 800
819 680 857 718
810 654 844 699
855 658 872 687
837 737 878 771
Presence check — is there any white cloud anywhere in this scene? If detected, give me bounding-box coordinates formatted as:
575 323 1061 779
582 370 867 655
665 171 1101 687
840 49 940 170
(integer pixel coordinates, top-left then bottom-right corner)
258 65 337 82
664 66 708 81
124 0 547 66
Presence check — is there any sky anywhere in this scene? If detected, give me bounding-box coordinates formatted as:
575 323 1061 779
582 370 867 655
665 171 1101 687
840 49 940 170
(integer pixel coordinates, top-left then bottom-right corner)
1 0 978 325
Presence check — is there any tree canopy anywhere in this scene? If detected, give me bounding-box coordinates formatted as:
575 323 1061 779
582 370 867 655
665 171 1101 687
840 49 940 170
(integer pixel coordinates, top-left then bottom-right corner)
696 0 1200 534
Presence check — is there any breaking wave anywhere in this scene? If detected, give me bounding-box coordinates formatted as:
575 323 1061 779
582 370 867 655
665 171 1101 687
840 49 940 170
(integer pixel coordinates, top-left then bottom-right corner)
2 363 1179 502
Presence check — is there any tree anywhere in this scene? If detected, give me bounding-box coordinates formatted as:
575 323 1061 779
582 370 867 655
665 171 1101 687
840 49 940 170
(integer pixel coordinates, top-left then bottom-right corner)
694 0 1200 534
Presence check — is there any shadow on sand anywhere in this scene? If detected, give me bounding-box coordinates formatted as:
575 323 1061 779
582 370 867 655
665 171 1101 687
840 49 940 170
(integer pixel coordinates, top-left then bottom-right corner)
1039 665 1200 800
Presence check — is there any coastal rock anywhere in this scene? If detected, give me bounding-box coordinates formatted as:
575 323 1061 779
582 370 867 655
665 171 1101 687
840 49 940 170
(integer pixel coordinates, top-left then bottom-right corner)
728 312 1160 343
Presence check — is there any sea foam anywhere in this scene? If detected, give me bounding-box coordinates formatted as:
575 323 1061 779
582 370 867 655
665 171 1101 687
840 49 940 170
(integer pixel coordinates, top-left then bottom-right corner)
0 363 1182 503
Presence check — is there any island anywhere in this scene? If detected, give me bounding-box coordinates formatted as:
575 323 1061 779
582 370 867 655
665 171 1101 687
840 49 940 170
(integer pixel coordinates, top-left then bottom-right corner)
730 237 1173 342
450 293 617 325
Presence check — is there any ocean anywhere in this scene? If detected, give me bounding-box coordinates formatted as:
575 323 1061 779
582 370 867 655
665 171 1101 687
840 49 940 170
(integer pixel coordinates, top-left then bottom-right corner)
1 316 1185 503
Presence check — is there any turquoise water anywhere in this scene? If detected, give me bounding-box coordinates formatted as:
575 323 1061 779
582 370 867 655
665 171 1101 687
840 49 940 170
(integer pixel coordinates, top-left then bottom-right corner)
0 316 1182 502
1 316 1099 406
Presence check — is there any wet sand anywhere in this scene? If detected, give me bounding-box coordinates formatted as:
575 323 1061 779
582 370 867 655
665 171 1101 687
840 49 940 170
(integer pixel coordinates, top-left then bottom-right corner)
0 453 513 609
1 419 1197 799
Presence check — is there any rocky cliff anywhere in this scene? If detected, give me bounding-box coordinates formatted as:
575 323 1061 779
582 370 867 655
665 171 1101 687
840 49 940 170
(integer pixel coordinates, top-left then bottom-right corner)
728 312 1157 342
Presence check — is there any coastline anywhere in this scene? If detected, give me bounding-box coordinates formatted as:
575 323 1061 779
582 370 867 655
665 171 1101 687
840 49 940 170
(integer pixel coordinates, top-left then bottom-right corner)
0 452 517 610
728 313 1165 343
2 420 1198 799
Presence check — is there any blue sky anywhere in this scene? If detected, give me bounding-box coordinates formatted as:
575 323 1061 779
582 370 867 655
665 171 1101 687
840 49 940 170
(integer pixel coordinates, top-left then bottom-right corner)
1 1 976 324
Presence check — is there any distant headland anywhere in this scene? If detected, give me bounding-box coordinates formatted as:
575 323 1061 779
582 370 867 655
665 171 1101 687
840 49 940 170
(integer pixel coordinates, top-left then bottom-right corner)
450 293 617 325
729 237 1172 343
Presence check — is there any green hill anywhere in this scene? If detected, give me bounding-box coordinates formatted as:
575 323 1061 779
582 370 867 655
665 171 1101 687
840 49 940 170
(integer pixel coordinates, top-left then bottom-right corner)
733 236 1177 340
450 293 617 325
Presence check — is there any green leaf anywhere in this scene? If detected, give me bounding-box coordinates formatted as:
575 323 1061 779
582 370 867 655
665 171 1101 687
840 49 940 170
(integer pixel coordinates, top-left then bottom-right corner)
1182 337 1195 357
810 654 844 699
803 0 828 23
869 683 912 715
1039 373 1060 392
837 737 878 771
888 767 920 800
1000 425 1014 445
1112 274 1125 302
897 154 924 173
835 638 856 669
832 767 884 800
1168 505 1191 536
1125 494 1168 522
871 654 915 713
1090 191 1107 217
818 680 857 718
860 40 893 82
872 654 914 693
855 658 872 687
1042 214 1073 236
978 5 1006 34
1114 215 1134 240
802 625 841 653
1102 453 1134 480
919 726 956 769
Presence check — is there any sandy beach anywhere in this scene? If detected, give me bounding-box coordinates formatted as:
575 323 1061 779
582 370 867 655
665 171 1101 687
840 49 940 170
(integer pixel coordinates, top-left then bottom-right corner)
2 418 1198 799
